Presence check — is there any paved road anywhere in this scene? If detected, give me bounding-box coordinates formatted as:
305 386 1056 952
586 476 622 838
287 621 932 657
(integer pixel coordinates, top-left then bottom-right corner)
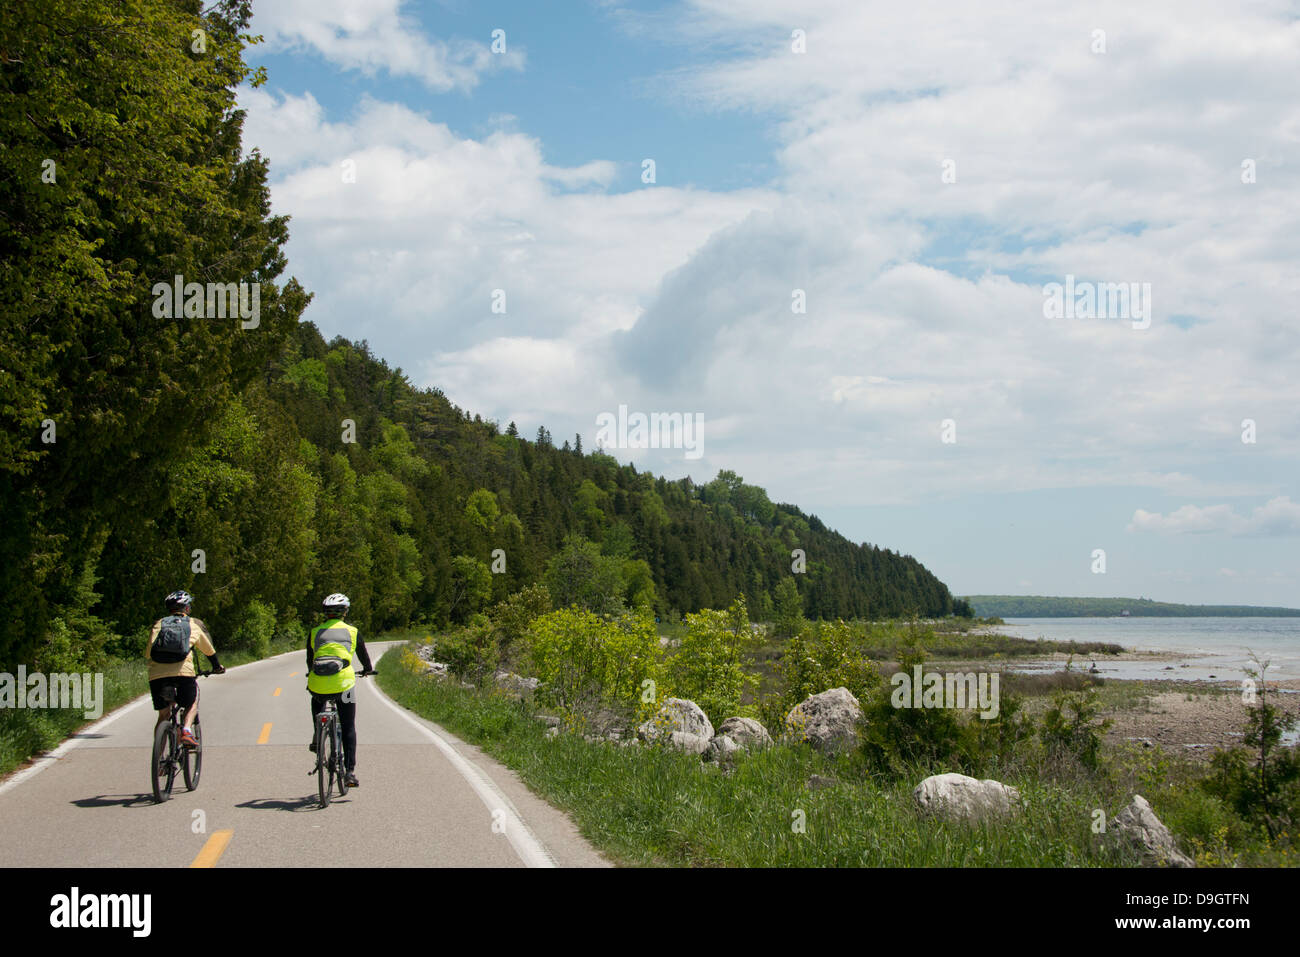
0 643 609 868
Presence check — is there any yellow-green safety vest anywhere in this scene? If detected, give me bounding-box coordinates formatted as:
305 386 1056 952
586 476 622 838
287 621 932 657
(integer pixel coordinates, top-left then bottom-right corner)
307 619 359 695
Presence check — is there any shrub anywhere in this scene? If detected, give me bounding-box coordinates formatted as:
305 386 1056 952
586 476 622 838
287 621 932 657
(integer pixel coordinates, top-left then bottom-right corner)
523 606 660 715
1039 689 1112 771
665 597 761 725
765 618 879 731
859 640 1032 778
278 617 308 649
1158 787 1243 865
437 623 500 685
232 599 276 658
1202 661 1300 838
490 583 551 654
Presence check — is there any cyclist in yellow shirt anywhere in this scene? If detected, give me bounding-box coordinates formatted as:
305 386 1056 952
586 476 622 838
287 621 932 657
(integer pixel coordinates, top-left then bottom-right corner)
306 593 373 787
147 590 225 747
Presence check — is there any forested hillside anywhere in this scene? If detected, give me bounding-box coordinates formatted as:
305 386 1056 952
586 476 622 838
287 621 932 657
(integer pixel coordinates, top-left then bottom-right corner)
92 319 968 652
0 0 966 673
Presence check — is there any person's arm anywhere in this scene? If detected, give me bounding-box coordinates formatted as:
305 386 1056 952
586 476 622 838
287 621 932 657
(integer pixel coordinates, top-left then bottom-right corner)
145 621 161 661
355 633 373 673
192 619 224 673
306 630 314 671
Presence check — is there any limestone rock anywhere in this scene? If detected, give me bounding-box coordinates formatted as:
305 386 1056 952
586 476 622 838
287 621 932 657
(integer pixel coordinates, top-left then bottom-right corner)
1110 795 1195 868
638 698 714 753
785 688 864 754
912 772 1022 822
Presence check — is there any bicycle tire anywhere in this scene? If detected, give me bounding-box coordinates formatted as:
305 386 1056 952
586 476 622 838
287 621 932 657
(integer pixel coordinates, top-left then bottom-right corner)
184 714 202 791
334 717 348 797
316 717 333 808
153 721 177 803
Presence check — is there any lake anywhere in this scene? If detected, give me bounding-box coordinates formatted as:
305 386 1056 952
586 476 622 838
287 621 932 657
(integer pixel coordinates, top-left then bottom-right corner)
998 617 1300 683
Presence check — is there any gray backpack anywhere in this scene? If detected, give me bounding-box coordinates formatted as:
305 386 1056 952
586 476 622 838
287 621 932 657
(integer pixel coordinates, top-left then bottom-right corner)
151 615 192 664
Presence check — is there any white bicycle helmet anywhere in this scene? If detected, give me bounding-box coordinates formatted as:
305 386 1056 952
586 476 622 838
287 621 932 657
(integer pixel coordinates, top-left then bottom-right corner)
323 593 351 610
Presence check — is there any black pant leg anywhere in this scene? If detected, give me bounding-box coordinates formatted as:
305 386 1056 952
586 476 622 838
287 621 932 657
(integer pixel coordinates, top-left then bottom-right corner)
338 697 357 771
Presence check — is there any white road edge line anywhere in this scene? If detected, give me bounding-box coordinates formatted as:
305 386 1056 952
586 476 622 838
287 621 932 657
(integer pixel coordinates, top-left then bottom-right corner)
364 674 558 869
0 695 150 798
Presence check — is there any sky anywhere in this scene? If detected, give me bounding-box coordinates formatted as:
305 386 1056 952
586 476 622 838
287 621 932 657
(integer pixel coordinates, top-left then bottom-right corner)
237 0 1300 607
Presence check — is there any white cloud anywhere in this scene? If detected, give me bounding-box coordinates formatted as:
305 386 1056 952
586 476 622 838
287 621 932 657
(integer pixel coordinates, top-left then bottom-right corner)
240 0 1300 516
1128 497 1300 535
250 0 523 92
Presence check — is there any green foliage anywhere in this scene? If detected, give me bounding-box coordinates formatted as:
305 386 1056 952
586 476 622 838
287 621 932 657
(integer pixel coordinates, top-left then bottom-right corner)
1039 689 1113 771
437 623 500 685
465 489 500 531
278 617 308 648
0 0 310 669
448 556 493 624
666 597 761 724
620 558 658 613
600 522 636 559
806 620 879 702
1202 662 1300 838
574 480 610 536
543 535 626 616
522 607 660 714
767 619 879 730
772 577 804 638
35 528 112 672
231 599 276 659
490 583 552 652
284 359 329 400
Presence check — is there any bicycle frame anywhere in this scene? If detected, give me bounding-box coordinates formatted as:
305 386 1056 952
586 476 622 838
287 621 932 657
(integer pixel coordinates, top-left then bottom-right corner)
151 670 208 803
312 697 348 807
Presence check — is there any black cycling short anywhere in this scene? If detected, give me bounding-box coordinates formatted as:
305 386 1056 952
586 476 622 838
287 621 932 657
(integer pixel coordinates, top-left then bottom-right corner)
149 676 198 711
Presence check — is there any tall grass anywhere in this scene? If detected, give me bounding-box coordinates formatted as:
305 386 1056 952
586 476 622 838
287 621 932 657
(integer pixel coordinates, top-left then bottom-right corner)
0 658 145 777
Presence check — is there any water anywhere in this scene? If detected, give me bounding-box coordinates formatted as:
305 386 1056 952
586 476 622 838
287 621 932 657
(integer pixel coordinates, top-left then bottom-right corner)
997 617 1300 683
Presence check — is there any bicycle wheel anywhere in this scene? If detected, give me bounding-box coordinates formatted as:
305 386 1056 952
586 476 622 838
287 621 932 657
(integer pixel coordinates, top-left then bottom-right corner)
334 719 348 797
315 718 333 808
184 714 202 791
152 722 177 803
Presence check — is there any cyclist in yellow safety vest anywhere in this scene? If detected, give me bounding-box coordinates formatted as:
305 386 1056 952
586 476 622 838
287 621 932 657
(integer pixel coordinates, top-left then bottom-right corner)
306 593 374 787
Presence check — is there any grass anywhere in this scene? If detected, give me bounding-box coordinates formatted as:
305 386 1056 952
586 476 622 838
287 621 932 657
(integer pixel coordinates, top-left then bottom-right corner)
0 658 145 778
377 641 1149 867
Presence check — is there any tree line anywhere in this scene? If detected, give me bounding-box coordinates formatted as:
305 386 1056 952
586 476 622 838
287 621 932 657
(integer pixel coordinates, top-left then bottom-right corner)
966 596 1300 618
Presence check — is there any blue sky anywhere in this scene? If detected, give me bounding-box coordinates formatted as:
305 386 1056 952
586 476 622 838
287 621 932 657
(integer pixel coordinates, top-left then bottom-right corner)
240 0 1300 607
252 2 778 191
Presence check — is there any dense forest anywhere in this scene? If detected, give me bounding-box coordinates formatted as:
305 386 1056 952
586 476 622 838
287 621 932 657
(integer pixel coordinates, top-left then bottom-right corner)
0 0 967 672
967 596 1300 618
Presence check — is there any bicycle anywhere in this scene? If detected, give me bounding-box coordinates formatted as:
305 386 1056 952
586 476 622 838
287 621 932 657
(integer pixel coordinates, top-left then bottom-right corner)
309 669 374 808
151 670 211 803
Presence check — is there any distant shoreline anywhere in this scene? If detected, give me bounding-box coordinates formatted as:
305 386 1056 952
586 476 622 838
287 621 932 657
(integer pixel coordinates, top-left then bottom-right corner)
967 595 1300 618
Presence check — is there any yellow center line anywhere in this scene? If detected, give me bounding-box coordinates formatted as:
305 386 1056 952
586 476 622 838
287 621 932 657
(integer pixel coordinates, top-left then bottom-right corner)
288 672 298 678
257 722 272 744
273 687 281 697
190 829 233 868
